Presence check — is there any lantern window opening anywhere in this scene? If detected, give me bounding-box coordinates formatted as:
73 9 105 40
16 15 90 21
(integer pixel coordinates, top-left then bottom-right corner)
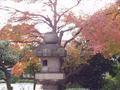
42 59 48 66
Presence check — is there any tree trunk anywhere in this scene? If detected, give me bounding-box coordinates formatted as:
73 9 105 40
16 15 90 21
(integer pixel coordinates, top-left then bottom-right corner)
5 78 13 90
4 69 12 90
33 72 36 90
33 80 37 90
0 64 12 90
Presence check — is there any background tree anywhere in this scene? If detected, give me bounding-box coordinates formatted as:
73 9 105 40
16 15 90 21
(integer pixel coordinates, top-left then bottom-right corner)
61 2 120 89
0 0 82 48
64 2 120 57
25 59 41 90
0 40 20 90
0 0 119 90
0 23 43 47
62 53 113 90
102 56 120 90
62 40 92 75
0 1 83 89
12 46 41 90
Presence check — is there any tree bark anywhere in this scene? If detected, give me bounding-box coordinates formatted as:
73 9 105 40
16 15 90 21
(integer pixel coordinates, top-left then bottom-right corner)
33 73 36 90
0 63 12 90
5 77 13 90
4 69 12 90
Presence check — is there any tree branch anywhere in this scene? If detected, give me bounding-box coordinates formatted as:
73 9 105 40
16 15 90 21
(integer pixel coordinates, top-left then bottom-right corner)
52 0 58 32
0 6 54 29
63 27 82 48
57 23 68 33
58 26 77 33
56 0 81 23
58 26 77 44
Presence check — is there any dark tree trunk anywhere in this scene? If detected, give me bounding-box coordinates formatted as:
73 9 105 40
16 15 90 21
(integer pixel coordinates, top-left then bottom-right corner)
5 77 13 90
33 72 36 90
4 68 12 90
0 63 12 90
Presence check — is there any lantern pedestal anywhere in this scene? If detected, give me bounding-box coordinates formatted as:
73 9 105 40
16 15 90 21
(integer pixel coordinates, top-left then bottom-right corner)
36 73 65 90
35 73 65 80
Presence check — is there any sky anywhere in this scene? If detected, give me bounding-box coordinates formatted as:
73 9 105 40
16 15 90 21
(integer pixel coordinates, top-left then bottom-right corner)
0 0 117 40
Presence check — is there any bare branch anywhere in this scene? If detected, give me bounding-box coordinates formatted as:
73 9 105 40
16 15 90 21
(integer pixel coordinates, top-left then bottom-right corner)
0 6 54 28
58 26 77 33
25 14 54 29
52 0 58 32
0 6 25 13
58 26 77 44
63 27 82 48
49 0 54 4
56 0 81 23
57 23 68 32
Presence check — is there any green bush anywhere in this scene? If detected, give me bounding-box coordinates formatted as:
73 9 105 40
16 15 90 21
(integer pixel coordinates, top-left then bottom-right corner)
102 60 120 90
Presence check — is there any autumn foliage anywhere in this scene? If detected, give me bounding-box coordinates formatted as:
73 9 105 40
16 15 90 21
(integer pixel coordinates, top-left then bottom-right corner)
65 3 120 56
0 23 42 48
11 49 40 77
83 10 120 55
12 61 27 77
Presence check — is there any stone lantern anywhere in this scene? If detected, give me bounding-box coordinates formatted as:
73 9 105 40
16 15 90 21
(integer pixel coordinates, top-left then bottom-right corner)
34 32 66 90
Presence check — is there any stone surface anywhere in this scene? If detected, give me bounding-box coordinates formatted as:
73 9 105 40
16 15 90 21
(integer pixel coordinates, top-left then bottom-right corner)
40 57 60 72
44 32 59 44
35 73 65 80
34 44 66 57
